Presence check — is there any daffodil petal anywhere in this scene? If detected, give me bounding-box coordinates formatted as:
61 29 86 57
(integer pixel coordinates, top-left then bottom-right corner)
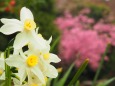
5 55 24 67
13 33 28 49
12 78 20 85
0 53 4 59
1 18 21 25
47 36 52 44
0 23 23 35
31 66 45 84
48 54 61 63
44 64 58 78
0 72 5 80
31 30 48 51
18 67 27 84
20 7 34 22
13 49 20 55
28 30 47 51
0 58 4 69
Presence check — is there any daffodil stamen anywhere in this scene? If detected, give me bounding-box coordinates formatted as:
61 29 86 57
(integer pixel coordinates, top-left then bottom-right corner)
43 53 50 60
24 19 36 30
26 55 38 67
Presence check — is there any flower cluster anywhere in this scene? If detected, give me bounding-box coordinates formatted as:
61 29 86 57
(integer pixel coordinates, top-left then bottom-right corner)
55 11 115 70
0 7 61 86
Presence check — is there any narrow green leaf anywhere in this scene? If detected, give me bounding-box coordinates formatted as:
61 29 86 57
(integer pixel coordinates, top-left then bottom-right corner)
68 59 89 86
55 63 74 86
75 81 80 86
104 77 115 86
50 36 60 52
46 78 53 86
92 44 110 86
52 72 61 86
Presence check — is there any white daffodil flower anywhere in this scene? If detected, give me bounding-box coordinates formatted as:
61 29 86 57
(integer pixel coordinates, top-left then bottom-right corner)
0 7 47 50
0 53 5 80
25 46 61 78
5 50 45 84
27 34 61 78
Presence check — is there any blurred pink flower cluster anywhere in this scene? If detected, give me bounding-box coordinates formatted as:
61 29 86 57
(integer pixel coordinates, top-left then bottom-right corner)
55 10 115 70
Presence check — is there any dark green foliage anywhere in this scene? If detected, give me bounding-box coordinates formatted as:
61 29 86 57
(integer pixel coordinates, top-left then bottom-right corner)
0 33 8 51
87 3 110 21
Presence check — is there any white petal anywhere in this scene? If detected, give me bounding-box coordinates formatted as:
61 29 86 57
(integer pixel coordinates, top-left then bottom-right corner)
12 78 20 85
0 58 4 68
19 49 27 60
47 36 52 44
0 72 5 80
30 30 47 51
5 55 24 67
31 66 45 84
0 52 4 59
44 64 58 78
17 67 27 84
27 71 41 84
13 49 20 55
1 18 21 25
13 33 28 49
0 23 22 35
35 27 39 34
20 7 34 22
48 54 61 63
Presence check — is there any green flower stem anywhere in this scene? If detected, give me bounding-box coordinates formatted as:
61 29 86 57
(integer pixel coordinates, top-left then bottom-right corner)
4 47 11 86
92 44 110 86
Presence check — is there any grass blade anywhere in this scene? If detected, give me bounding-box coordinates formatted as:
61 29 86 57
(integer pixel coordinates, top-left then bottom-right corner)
68 59 89 86
55 63 74 86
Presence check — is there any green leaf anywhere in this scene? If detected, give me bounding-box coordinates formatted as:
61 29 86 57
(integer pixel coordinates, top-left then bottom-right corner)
97 77 115 86
68 59 89 86
46 78 53 86
92 44 111 86
50 36 60 52
75 81 80 86
52 72 61 86
104 77 115 86
55 63 74 86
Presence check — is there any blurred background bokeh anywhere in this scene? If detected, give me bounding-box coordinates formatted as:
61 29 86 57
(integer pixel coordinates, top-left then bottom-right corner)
0 0 115 86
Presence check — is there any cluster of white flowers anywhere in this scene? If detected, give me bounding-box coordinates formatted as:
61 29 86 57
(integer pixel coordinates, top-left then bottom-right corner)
0 7 61 86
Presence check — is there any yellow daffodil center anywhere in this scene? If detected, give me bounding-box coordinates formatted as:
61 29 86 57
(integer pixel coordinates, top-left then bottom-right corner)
0 69 3 75
26 55 38 67
43 53 50 60
24 19 36 30
30 83 38 86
